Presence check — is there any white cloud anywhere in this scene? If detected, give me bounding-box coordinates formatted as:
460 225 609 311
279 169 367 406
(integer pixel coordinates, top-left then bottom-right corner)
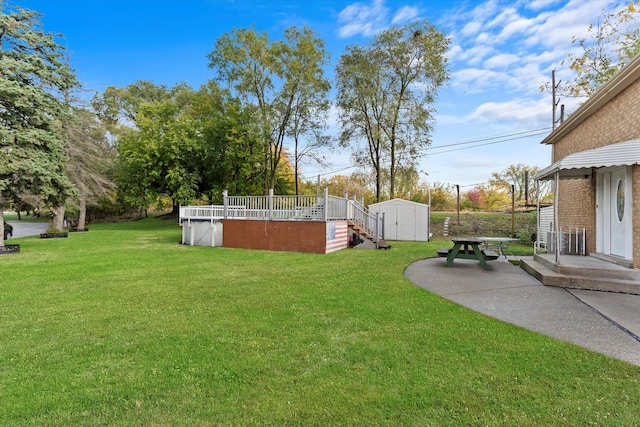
336 0 424 38
467 98 549 128
451 68 503 93
392 5 419 25
460 21 482 37
337 0 389 38
484 53 520 69
524 0 616 49
527 0 564 11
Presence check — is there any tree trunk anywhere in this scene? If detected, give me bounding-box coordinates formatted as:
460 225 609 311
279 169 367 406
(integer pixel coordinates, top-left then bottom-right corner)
50 205 65 231
0 204 5 246
78 193 87 231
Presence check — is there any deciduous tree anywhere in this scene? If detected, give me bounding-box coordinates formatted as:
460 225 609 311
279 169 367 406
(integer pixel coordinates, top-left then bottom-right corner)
427 182 455 211
208 26 331 194
489 163 549 206
66 108 115 230
337 19 449 201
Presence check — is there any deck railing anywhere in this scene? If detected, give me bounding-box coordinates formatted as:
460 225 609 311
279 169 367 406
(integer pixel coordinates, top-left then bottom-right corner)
179 188 384 243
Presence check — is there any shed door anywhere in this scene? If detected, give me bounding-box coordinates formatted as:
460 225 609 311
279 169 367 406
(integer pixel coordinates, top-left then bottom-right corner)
396 205 415 240
385 207 398 240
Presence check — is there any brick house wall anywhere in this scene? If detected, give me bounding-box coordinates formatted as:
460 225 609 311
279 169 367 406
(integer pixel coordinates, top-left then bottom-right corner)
549 62 640 267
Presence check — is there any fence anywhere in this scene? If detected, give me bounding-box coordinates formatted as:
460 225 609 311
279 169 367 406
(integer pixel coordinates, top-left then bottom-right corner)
546 227 587 255
537 206 554 248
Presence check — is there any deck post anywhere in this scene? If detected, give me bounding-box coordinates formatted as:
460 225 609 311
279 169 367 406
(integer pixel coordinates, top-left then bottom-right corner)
223 190 228 219
323 187 329 222
269 188 274 220
345 193 349 219
352 195 357 221
375 211 380 249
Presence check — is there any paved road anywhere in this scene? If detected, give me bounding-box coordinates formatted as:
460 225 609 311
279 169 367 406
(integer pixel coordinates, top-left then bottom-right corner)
5 220 49 239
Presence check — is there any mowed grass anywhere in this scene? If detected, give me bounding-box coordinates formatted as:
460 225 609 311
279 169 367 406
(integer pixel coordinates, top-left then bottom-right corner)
1 217 638 425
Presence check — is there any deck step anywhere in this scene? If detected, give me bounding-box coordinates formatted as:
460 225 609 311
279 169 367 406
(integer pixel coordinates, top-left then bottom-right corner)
534 254 640 281
520 258 640 295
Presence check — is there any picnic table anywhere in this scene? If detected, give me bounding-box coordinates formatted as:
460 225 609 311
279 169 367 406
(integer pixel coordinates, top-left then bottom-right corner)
437 237 499 271
477 237 520 259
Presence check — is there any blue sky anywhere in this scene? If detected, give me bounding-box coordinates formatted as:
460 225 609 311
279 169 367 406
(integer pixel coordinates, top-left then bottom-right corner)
16 0 620 189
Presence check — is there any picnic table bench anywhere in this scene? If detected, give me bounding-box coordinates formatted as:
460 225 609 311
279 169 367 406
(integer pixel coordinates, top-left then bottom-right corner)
437 237 499 271
477 236 519 259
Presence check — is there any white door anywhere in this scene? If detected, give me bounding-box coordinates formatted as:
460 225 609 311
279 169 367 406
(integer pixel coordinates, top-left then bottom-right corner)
609 168 628 257
597 166 633 259
396 206 415 240
384 207 398 240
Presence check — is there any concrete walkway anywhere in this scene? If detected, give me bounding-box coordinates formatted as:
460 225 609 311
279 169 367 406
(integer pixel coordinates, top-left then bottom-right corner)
404 257 640 366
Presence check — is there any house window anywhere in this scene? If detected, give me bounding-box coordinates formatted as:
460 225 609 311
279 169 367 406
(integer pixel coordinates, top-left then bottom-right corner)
616 178 625 222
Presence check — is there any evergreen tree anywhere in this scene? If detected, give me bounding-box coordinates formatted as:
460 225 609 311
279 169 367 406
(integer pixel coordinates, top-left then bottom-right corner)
0 6 77 242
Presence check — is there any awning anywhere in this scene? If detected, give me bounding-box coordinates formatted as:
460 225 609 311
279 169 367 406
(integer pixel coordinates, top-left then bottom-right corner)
534 139 640 180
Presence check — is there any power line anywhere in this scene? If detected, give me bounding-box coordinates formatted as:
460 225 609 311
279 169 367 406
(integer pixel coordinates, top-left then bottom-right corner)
300 164 356 180
460 181 489 188
427 127 551 151
426 131 549 155
299 126 551 179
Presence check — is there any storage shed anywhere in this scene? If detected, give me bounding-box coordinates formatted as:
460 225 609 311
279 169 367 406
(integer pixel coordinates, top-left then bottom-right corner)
368 199 430 241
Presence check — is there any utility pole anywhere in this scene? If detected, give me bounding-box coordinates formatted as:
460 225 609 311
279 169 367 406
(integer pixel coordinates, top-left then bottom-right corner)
552 70 560 130
456 184 460 226
524 170 529 206
552 70 566 129
511 185 515 238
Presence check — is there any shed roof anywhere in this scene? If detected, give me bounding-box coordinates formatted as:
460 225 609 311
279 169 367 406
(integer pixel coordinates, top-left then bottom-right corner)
368 198 428 207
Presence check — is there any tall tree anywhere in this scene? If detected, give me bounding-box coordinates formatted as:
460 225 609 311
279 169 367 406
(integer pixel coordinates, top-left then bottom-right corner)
336 45 385 201
208 26 330 193
92 80 171 134
0 6 76 242
116 84 201 213
92 81 184 214
66 108 115 230
192 81 266 199
282 27 332 195
337 19 450 201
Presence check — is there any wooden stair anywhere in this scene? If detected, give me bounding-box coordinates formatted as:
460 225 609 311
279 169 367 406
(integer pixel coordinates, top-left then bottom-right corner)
348 221 390 250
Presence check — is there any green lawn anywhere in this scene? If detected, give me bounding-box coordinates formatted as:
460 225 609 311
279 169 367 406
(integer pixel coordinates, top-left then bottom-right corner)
1 217 638 425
